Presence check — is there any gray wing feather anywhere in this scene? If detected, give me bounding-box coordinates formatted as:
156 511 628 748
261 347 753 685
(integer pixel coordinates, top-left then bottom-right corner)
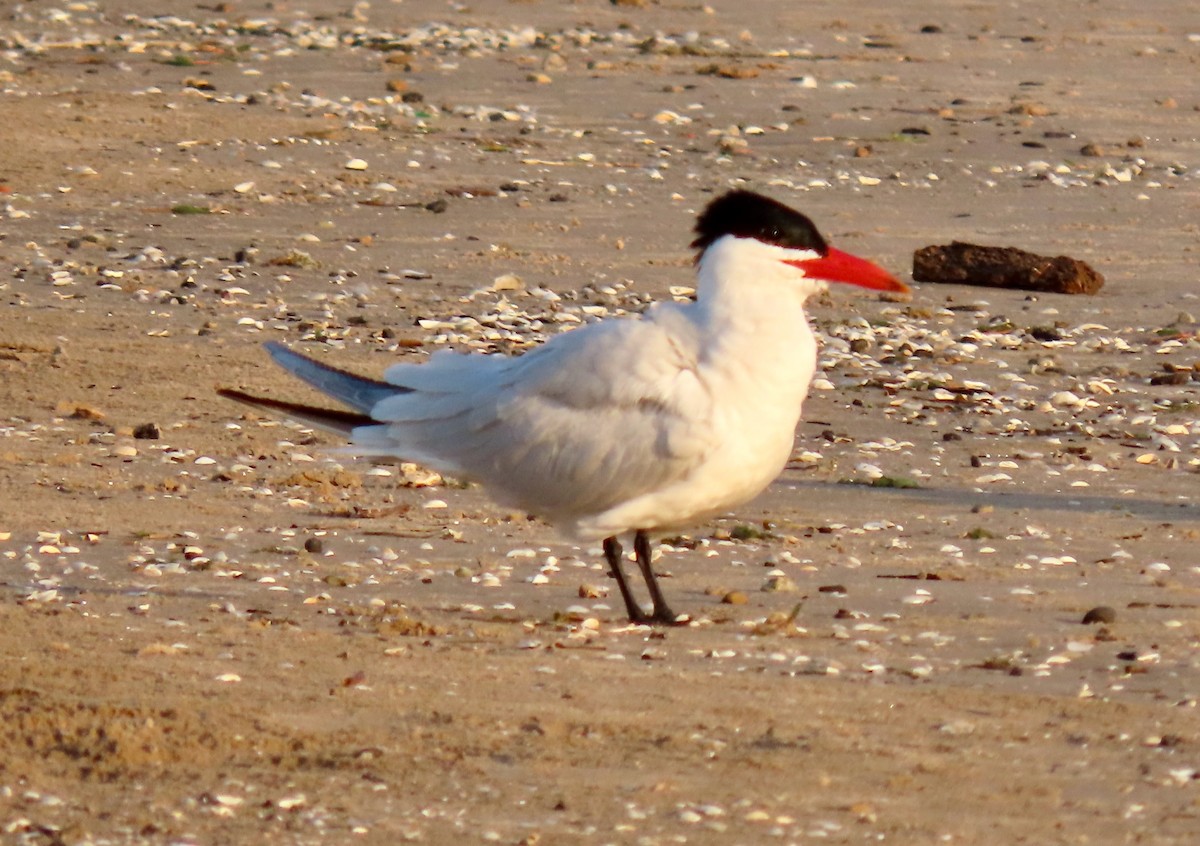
253 311 715 524
265 341 401 413
356 310 717 519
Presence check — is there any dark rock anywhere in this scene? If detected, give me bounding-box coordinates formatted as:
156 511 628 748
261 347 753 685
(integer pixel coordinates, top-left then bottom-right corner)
1150 371 1190 386
1081 606 1117 625
132 422 161 440
1028 325 1064 342
304 537 325 554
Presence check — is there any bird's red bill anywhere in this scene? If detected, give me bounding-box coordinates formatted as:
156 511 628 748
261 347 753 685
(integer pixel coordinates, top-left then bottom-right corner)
785 248 909 293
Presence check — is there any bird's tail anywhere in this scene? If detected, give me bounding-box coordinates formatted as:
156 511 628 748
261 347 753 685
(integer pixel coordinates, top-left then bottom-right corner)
219 342 409 436
263 341 403 413
217 388 375 438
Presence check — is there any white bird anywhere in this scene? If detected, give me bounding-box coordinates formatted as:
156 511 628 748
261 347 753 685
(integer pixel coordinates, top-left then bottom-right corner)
220 190 908 624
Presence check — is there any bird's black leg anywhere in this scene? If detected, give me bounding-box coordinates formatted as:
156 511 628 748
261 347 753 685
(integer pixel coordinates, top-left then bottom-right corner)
633 530 681 624
603 536 648 623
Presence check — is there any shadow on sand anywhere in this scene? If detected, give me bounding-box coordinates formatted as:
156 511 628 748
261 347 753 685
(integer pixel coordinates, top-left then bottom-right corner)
775 477 1198 523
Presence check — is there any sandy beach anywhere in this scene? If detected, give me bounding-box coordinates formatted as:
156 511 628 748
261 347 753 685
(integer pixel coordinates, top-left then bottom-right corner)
1 1 1198 843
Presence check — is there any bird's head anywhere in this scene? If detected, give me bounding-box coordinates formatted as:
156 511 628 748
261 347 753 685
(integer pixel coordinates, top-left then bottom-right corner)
692 190 909 298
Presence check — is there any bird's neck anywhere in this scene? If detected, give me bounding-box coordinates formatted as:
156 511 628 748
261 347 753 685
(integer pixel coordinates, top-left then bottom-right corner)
693 241 816 340
691 242 819 397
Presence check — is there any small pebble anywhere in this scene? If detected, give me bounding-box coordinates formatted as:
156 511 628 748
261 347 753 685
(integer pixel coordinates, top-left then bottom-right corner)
1081 606 1117 625
132 422 161 440
762 575 799 593
304 537 324 554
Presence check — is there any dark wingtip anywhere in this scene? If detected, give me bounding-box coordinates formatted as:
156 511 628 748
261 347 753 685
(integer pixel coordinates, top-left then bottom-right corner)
218 387 375 436
691 189 828 257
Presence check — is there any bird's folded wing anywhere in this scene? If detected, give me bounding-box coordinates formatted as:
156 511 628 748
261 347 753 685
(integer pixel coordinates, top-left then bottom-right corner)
357 312 718 518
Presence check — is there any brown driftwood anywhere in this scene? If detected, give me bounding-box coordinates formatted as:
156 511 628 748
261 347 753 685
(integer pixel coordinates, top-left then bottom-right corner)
912 242 1104 294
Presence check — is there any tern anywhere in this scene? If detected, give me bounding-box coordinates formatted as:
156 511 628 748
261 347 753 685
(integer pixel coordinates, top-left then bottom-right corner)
220 190 908 624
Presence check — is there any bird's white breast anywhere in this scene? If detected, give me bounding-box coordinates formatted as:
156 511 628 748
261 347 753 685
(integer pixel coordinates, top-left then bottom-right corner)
567 280 819 540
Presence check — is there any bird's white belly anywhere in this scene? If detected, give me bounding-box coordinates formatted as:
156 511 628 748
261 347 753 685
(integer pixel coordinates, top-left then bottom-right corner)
568 396 800 541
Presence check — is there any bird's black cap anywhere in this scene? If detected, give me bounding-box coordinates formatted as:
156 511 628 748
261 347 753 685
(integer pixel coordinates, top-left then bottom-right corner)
691 189 828 256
